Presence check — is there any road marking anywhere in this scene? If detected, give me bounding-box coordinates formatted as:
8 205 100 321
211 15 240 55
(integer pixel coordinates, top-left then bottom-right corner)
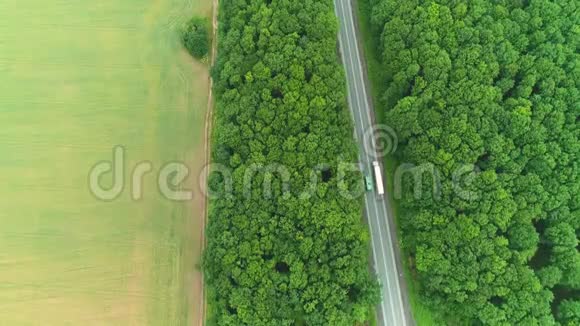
337 0 408 324
341 8 395 325
341 3 408 323
335 5 391 326
335 0 401 324
337 17 385 325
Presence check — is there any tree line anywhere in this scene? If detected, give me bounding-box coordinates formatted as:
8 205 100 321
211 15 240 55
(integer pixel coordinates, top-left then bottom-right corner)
367 0 579 324
203 0 379 324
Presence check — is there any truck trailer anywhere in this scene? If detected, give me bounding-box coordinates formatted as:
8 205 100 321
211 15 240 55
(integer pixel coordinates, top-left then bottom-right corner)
372 161 385 196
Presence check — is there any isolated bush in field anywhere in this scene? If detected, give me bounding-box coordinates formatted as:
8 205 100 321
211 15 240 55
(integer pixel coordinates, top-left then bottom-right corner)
182 17 209 60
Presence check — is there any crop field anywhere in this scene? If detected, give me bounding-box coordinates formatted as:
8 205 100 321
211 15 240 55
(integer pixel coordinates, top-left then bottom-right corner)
0 0 211 324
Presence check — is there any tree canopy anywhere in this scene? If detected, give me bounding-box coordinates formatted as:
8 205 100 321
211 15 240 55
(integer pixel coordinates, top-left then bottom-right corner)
203 0 378 324
558 299 580 326
368 0 579 324
182 16 210 59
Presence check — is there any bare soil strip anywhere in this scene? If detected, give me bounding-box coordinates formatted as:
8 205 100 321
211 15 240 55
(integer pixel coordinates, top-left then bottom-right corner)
196 0 219 325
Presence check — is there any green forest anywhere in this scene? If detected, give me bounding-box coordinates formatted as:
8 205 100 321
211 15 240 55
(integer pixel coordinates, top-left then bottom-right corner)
367 0 579 324
203 0 379 324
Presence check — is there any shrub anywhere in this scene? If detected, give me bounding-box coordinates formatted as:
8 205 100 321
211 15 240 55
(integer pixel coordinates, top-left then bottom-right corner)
182 17 209 60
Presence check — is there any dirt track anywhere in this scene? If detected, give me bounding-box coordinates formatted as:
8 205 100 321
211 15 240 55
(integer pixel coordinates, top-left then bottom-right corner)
196 0 218 325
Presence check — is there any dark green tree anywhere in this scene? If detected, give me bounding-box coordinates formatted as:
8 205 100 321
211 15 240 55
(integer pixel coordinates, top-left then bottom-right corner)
182 16 209 59
558 300 580 326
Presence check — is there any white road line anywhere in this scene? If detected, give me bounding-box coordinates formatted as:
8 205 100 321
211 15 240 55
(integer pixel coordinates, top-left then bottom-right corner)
336 0 400 324
338 0 408 324
335 4 391 325
339 22 383 321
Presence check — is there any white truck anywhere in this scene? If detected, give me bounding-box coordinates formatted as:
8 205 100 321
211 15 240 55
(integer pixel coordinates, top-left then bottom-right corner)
372 161 385 196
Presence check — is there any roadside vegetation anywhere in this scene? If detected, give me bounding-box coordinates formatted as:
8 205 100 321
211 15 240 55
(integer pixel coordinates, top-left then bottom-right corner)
363 0 579 324
203 0 379 324
356 0 442 323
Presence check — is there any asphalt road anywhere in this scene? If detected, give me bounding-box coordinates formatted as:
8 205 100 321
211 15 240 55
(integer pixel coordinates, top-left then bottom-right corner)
334 0 414 325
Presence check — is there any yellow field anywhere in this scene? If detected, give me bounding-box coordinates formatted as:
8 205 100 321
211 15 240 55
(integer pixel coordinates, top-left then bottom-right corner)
0 0 211 324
